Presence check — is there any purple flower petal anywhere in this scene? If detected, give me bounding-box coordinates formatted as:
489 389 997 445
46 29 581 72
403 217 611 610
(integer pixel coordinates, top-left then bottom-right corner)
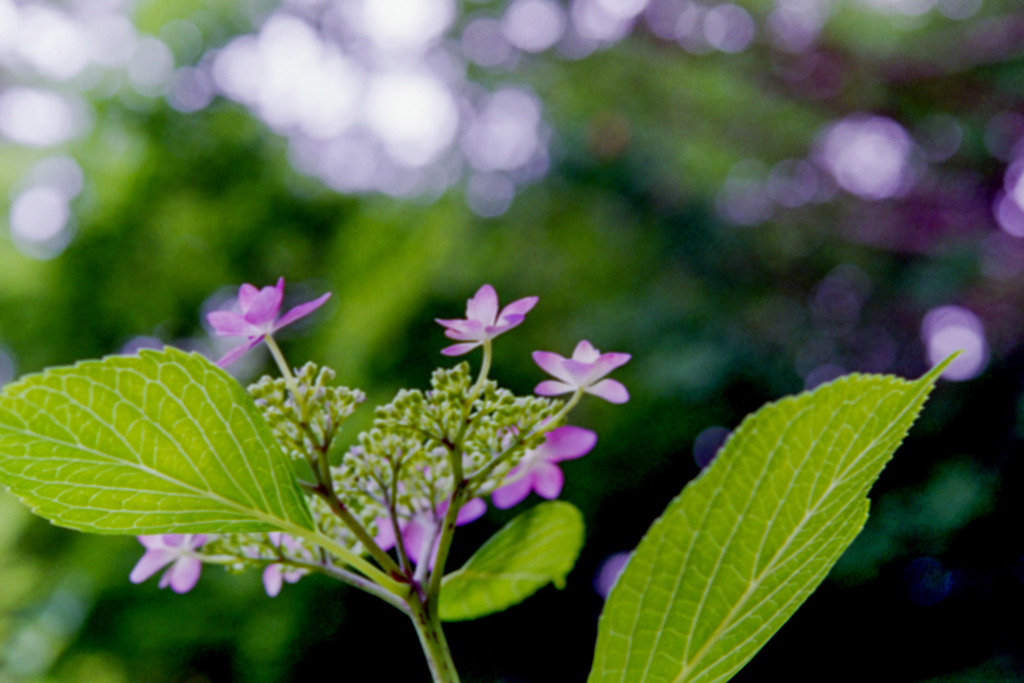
571 340 601 363
238 283 261 309
165 556 202 593
374 517 397 551
466 284 499 325
442 342 482 356
243 281 284 329
535 379 573 396
592 352 632 377
561 358 599 385
207 311 261 337
402 518 430 566
263 565 284 597
532 351 572 382
275 292 332 329
456 498 486 525
492 474 533 509
541 426 598 462
532 462 564 499
435 318 476 338
498 296 539 324
139 534 173 550
587 379 630 404
442 319 485 340
485 314 525 336
130 549 173 583
215 337 264 368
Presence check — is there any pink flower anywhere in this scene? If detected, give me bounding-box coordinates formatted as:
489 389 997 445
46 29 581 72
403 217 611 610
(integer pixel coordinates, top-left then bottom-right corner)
262 532 307 597
436 284 538 356
375 498 487 568
492 426 597 509
207 277 331 367
130 534 206 593
533 340 631 403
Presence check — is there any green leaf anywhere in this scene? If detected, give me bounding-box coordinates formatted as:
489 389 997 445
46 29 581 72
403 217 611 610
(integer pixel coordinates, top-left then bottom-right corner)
440 501 585 621
589 363 948 683
0 348 314 535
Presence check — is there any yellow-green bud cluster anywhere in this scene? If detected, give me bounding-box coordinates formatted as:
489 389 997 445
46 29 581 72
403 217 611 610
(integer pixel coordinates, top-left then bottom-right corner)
336 362 562 513
248 362 366 462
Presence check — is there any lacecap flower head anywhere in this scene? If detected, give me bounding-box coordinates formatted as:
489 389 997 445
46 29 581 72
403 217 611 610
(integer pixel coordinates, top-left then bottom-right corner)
533 340 631 403
207 277 331 367
435 284 538 356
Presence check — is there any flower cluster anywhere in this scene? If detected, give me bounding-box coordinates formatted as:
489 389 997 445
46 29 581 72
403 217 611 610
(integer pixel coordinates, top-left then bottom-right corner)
130 281 629 596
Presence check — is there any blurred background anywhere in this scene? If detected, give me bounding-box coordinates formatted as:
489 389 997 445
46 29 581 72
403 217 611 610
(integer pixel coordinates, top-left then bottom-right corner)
0 0 1022 680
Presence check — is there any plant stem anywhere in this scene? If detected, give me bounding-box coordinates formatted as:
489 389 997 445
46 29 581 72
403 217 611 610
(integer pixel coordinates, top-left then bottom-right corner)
408 593 460 683
310 483 405 578
264 335 298 395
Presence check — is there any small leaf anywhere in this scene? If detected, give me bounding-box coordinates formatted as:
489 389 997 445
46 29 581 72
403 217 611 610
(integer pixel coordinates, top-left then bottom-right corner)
589 363 948 683
440 501 584 621
0 348 314 535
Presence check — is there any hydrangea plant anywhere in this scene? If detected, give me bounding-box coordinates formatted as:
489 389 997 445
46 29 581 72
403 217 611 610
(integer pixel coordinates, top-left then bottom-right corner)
0 280 950 682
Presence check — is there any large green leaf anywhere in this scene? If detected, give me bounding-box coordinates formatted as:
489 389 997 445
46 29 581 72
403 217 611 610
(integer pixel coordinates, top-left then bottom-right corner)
589 364 947 683
0 348 314 535
440 501 584 621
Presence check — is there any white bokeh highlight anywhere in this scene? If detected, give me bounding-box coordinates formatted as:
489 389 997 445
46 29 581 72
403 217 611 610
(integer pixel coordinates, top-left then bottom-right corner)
503 0 567 52
816 116 914 201
921 305 988 381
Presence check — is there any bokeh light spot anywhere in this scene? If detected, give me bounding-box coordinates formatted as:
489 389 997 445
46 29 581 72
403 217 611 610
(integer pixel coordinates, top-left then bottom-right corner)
127 37 175 95
572 0 635 43
503 0 567 53
593 552 631 599
921 305 988 381
817 116 914 200
463 88 542 172
466 173 516 217
16 5 89 81
462 18 514 67
9 186 73 259
693 426 730 468
364 70 458 167
704 3 755 53
360 0 455 53
0 87 82 147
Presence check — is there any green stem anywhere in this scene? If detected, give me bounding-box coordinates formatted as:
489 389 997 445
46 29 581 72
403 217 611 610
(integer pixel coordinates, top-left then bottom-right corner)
264 335 298 394
470 339 492 398
285 523 406 596
427 483 465 598
264 334 313 427
408 593 460 683
283 558 411 614
544 387 584 427
310 484 405 578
